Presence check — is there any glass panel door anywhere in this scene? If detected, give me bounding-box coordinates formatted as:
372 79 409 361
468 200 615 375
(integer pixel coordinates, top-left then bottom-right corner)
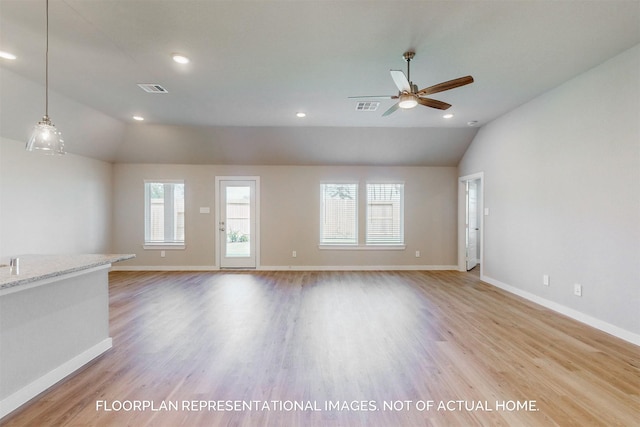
219 179 257 268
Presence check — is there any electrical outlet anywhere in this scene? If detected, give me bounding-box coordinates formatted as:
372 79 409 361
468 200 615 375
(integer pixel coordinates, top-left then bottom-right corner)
292 251 297 258
415 250 421 258
160 251 166 258
574 283 582 297
543 275 550 286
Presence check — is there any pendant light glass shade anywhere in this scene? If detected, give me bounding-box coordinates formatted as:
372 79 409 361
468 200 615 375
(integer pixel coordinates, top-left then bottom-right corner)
26 0 65 155
27 115 65 154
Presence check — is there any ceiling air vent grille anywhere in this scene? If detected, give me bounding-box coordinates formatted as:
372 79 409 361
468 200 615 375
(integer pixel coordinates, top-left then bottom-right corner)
137 83 169 93
355 101 379 111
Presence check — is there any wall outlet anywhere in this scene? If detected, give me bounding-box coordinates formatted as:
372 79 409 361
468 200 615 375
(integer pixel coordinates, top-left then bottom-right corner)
543 274 550 286
415 250 421 258
292 250 297 258
574 283 582 297
160 250 166 258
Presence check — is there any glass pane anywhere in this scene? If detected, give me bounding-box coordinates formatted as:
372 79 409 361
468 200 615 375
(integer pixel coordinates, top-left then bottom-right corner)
225 186 251 257
366 183 403 244
320 183 358 244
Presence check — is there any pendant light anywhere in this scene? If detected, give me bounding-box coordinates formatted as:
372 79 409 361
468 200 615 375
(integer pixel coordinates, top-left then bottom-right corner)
26 0 65 155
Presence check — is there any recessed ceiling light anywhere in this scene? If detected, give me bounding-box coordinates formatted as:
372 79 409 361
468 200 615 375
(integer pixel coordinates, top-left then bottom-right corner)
296 112 306 118
172 54 190 64
132 115 144 121
0 51 16 60
443 113 454 119
467 120 479 126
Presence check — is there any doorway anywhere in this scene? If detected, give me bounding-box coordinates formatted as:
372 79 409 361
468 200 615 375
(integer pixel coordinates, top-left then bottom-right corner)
458 173 483 274
215 177 260 268
465 179 480 271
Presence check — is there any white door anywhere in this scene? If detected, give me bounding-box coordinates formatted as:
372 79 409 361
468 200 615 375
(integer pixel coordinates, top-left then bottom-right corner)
217 179 258 268
465 179 479 271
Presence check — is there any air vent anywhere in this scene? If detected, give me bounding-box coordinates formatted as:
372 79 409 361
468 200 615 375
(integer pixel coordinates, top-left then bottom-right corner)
355 101 379 111
137 83 169 93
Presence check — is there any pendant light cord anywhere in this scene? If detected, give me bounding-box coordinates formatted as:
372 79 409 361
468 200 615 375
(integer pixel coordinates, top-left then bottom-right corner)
45 0 49 118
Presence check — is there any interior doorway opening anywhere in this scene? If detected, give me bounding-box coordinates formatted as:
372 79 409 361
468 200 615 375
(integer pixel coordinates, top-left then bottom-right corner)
458 173 484 276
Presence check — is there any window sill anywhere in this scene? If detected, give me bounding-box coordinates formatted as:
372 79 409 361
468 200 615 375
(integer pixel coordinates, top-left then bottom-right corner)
318 244 406 251
143 243 185 250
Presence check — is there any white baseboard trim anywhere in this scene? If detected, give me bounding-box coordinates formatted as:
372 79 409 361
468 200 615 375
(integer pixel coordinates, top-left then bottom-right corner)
0 338 112 420
111 265 219 272
112 265 458 272
481 274 640 347
259 265 459 271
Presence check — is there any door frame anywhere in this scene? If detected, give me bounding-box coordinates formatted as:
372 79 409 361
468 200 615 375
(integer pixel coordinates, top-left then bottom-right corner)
215 176 260 269
458 172 484 275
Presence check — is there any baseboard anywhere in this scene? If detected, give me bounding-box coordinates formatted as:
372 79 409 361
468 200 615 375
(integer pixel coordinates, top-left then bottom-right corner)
111 265 219 272
0 338 113 420
112 265 458 272
481 274 640 347
259 265 459 271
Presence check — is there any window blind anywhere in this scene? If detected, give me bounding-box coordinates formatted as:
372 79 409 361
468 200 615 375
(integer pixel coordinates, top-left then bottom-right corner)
320 183 358 245
366 183 404 244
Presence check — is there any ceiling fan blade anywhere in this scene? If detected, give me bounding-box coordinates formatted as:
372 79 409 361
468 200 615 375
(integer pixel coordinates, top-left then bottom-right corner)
348 95 396 99
417 97 452 110
417 76 474 96
390 70 411 92
382 102 400 117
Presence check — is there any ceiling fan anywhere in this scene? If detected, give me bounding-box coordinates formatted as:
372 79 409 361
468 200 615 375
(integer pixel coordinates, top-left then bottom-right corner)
350 51 474 116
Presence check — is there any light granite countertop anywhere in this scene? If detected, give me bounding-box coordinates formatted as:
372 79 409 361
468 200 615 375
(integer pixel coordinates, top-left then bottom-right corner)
0 254 135 291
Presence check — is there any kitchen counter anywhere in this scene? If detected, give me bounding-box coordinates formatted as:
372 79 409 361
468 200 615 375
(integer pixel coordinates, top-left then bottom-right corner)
0 253 134 293
0 253 134 419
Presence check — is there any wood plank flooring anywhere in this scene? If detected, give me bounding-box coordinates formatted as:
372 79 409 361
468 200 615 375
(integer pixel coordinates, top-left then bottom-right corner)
3 270 639 426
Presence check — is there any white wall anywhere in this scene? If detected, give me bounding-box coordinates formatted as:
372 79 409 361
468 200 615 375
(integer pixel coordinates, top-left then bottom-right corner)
112 164 459 269
0 137 113 261
459 45 640 340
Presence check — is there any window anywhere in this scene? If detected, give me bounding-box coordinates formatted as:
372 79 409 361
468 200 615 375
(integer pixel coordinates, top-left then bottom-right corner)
366 183 404 245
320 183 358 245
144 181 185 247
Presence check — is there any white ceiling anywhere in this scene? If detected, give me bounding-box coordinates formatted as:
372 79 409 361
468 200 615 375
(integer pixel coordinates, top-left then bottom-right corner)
1 0 639 165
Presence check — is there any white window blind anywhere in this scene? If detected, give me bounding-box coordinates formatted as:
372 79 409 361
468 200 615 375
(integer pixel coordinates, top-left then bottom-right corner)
366 183 404 245
144 181 185 244
320 183 358 245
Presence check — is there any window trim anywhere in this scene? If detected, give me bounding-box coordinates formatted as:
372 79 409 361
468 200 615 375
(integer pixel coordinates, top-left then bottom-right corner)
318 244 405 251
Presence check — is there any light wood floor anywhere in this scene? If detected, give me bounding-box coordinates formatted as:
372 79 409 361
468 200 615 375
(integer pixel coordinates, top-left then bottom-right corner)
3 270 639 426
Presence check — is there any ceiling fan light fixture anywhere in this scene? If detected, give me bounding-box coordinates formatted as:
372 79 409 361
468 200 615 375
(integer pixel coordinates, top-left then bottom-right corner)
398 93 418 109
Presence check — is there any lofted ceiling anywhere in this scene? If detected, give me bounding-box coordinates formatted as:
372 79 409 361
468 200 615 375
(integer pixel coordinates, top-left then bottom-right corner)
0 0 639 165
